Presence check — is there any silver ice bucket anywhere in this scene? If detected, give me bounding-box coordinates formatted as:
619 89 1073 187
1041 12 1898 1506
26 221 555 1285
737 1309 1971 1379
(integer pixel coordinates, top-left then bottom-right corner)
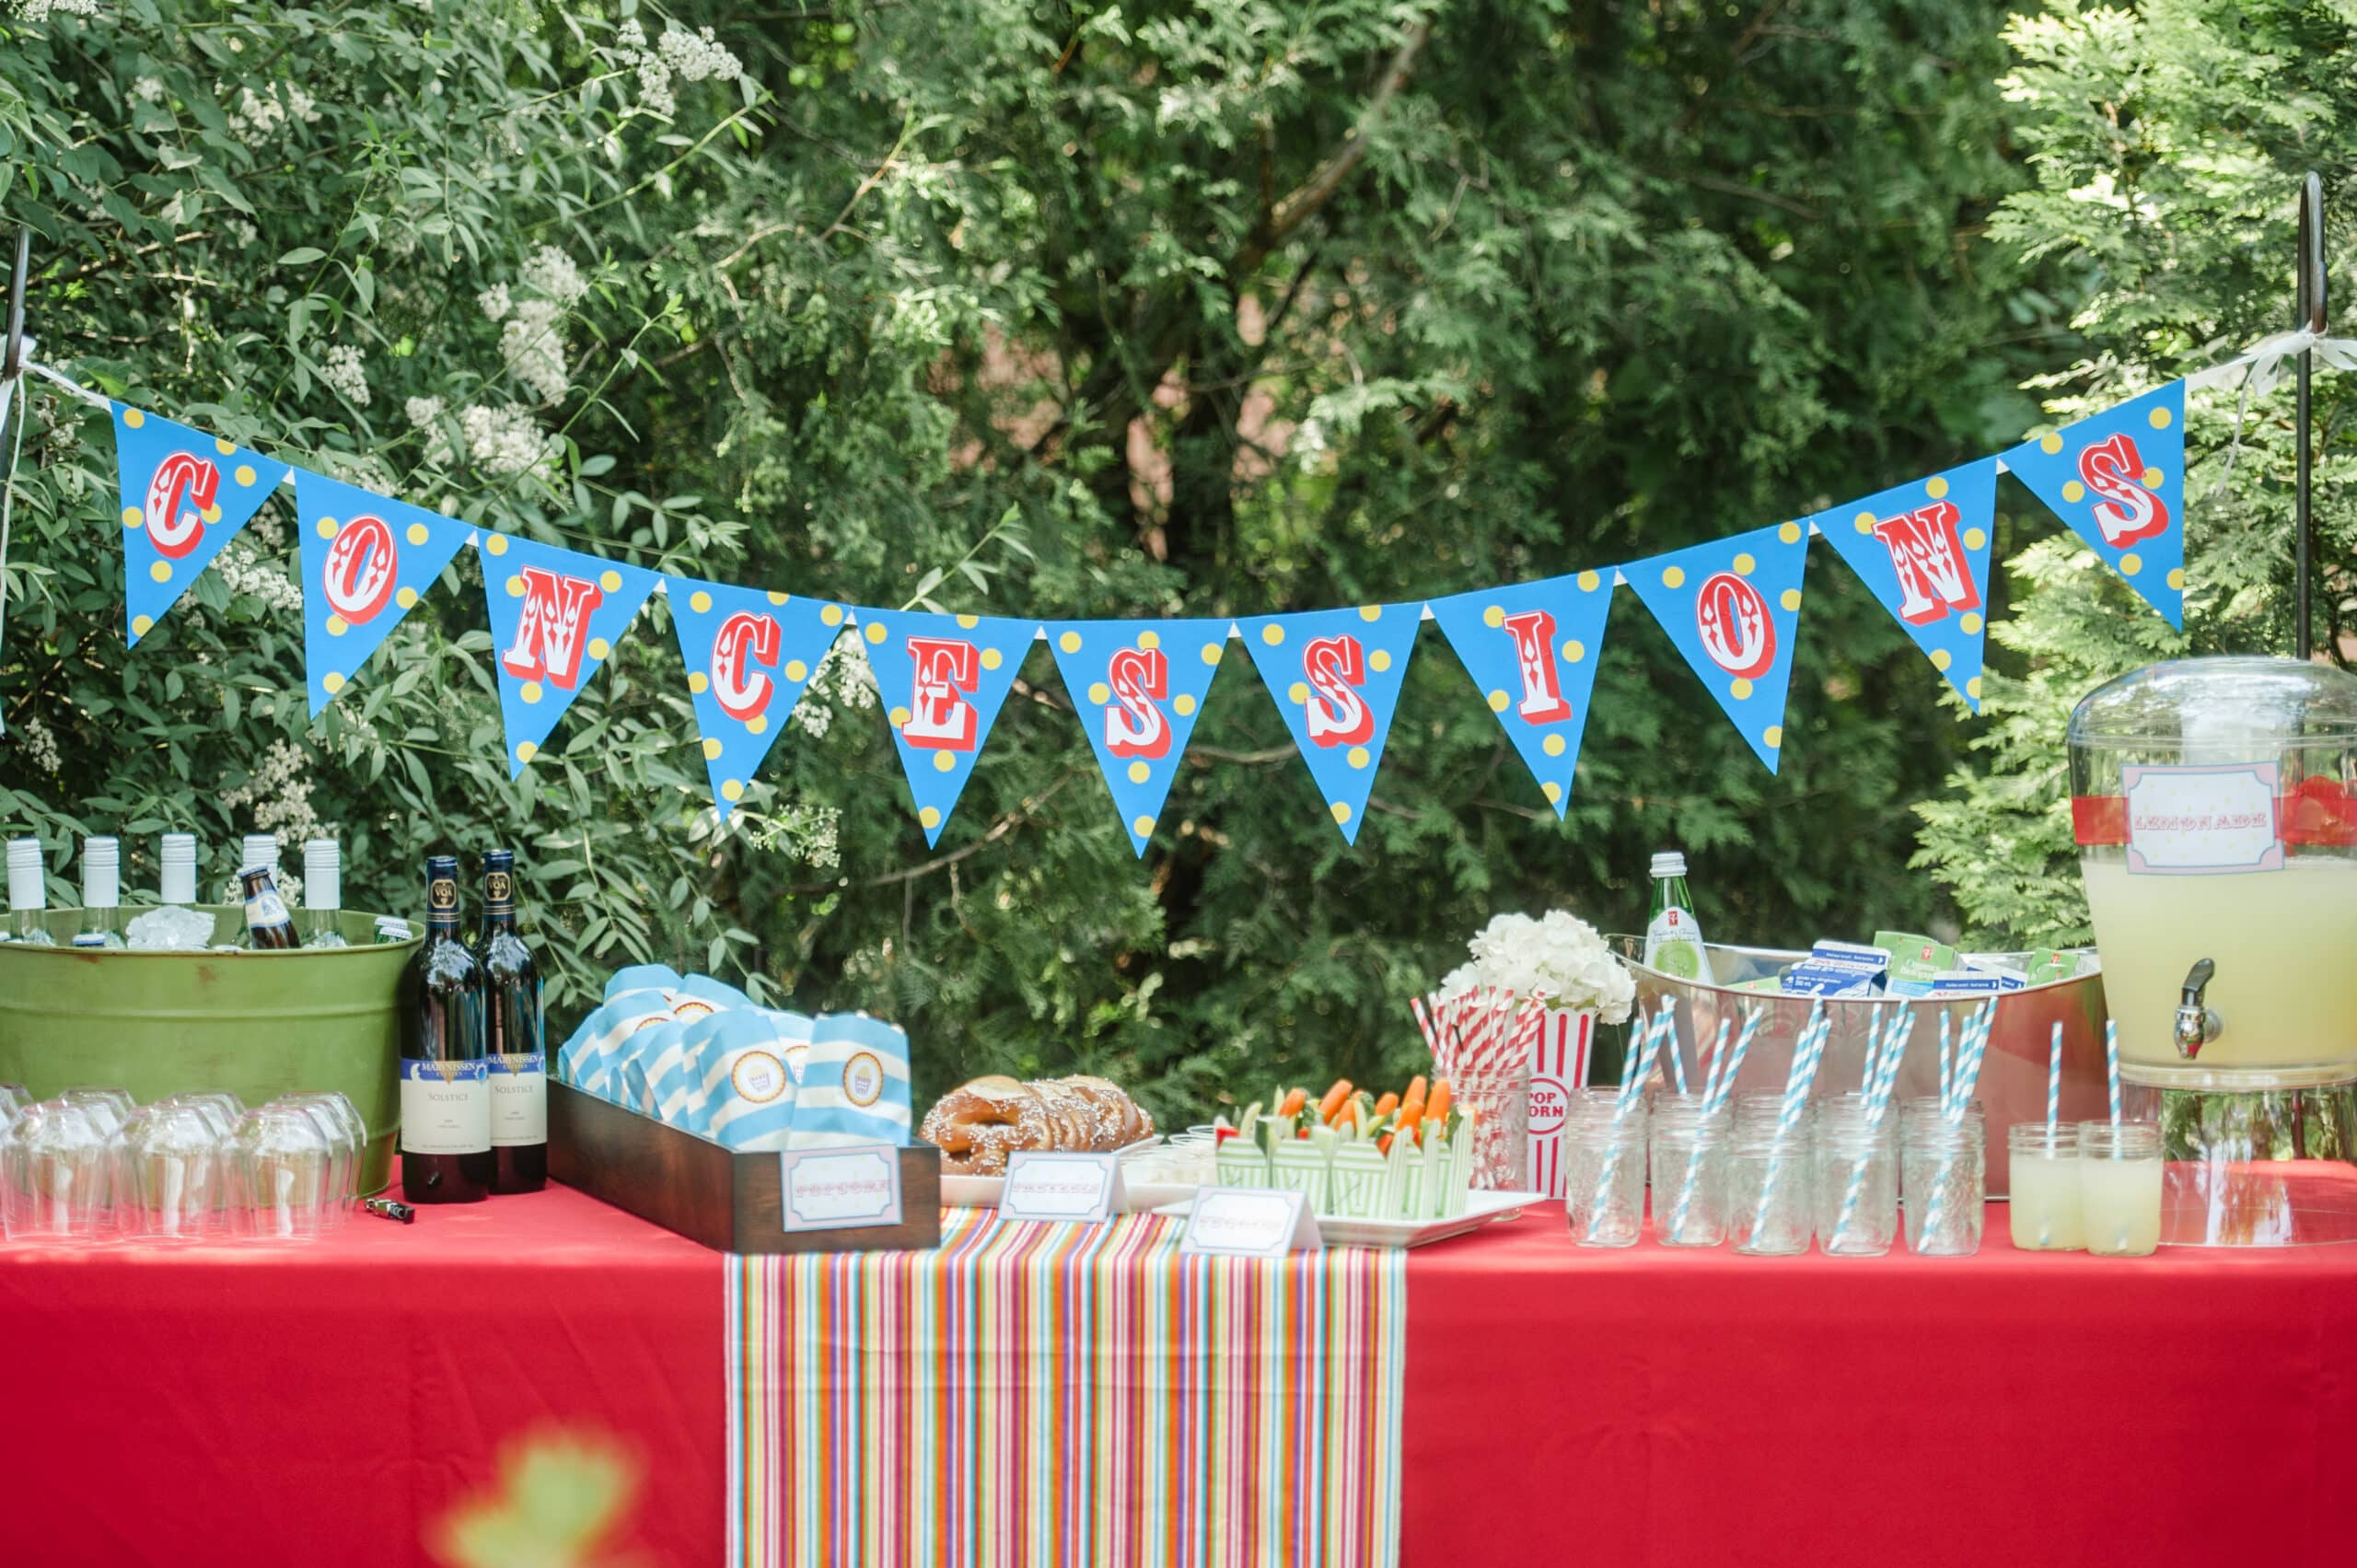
1609 937 2116 1198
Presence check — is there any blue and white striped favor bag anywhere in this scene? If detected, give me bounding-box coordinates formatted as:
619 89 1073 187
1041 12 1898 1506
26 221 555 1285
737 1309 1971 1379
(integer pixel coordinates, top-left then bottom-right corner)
785 1012 912 1148
680 1010 802 1150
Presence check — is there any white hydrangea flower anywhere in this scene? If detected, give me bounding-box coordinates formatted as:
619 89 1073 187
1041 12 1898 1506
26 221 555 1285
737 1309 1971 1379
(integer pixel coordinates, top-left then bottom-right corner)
1448 908 1635 1023
319 343 370 405
459 402 555 477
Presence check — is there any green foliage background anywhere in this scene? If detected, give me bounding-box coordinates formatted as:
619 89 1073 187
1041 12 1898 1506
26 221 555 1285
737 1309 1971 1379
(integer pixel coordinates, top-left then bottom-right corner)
0 0 2346 1125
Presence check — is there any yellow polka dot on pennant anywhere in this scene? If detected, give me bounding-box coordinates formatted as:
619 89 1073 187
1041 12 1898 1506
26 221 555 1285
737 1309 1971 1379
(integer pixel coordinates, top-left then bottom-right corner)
2118 553 2142 577
865 621 888 645
122 409 145 429
1290 681 1312 705
747 714 768 735
131 615 154 637
1173 693 1197 716
485 534 508 556
1960 612 1982 634
235 465 257 488
1482 605 1505 629
1853 513 1875 536
521 681 544 704
1260 624 1284 646
954 614 978 630
1930 649 1953 672
2166 568 2186 590
820 605 843 625
980 648 1003 671
919 807 942 830
1779 522 1802 545
215 438 235 457
2142 468 2164 489
702 738 724 761
592 571 618 594
784 660 807 681
1967 677 1983 700
1127 761 1151 784
397 523 423 547
321 671 345 694
586 637 610 660
1347 746 1371 770
1487 689 1510 713
722 781 745 803
689 590 713 613
148 561 172 583
2040 433 2064 454
2149 406 2172 429
395 587 418 610
1732 552 1756 575
768 591 791 607
1133 813 1157 838
1562 640 1585 663
1202 642 1225 665
2061 481 2085 504
1964 528 1986 551
1329 802 1353 825
1369 650 1391 673
688 672 709 694
1762 726 1782 749
122 506 143 528
1663 566 1685 588
1543 734 1567 757
201 505 221 526
1925 476 1949 500
1578 570 1602 593
1087 682 1111 705
1139 630 1160 650
1059 631 1083 654
1358 605 1381 622
1731 677 1752 700
325 614 348 637
933 750 958 773
1780 589 1802 612
1542 782 1563 804
516 741 538 765
889 705 911 727
505 575 526 598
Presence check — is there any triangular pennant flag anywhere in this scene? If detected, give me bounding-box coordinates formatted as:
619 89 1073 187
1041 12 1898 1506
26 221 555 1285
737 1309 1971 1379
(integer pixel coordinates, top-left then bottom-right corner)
111 405 291 645
1236 603 1422 844
1044 618 1230 854
1624 523 1809 772
856 609 1039 845
1808 458 1999 713
2005 382 2187 628
476 534 661 776
1426 570 1615 818
668 577 847 819
293 470 474 716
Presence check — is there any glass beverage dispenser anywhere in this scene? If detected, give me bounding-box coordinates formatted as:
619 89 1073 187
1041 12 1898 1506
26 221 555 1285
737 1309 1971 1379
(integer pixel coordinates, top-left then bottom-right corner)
2070 656 2357 1244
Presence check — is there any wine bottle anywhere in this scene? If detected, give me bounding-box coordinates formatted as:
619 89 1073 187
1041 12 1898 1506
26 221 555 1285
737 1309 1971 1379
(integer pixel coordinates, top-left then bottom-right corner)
75 836 125 948
477 848 547 1194
6 839 56 947
238 865 301 950
399 855 491 1203
301 838 349 948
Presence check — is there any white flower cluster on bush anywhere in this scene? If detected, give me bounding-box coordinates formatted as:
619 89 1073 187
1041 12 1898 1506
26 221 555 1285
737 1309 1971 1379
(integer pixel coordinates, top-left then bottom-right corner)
214 541 305 614
320 343 370 406
218 739 334 849
11 715 62 774
15 0 100 24
481 245 589 404
461 402 555 477
1440 909 1635 1023
790 631 880 739
614 18 742 118
226 84 322 145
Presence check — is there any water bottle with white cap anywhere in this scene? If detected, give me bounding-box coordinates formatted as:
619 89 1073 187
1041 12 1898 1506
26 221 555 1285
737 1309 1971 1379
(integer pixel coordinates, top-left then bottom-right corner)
1642 850 1707 981
6 838 56 947
75 837 126 948
126 832 214 950
302 838 349 948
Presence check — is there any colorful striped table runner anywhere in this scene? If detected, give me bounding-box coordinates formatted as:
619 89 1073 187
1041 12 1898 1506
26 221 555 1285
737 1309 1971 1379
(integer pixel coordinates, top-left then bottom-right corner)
727 1209 1406 1566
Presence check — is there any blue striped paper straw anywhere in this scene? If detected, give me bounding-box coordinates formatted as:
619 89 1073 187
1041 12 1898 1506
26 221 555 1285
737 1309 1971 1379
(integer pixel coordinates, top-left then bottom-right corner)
2047 1021 2062 1136
1666 1017 1689 1096
1829 1008 1912 1249
1747 1006 1828 1242
1586 1003 1669 1239
1937 1012 1952 1119
2106 1018 2120 1128
1700 1018 1733 1109
1708 1008 1761 1118
1920 1002 1997 1250
1665 1017 1741 1242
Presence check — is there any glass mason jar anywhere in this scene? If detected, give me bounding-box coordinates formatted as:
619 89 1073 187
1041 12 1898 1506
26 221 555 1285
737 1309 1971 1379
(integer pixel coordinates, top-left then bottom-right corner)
1649 1094 1732 1248
1733 1090 1805 1134
1902 1109 1986 1256
1728 1125 1813 1255
1813 1100 1899 1257
2079 1120 2164 1257
1900 1096 1986 1132
2007 1122 2084 1251
1564 1091 1650 1248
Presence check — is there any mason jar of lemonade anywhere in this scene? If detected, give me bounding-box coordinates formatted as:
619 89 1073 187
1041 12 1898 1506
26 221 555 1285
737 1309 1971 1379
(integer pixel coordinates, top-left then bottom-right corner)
2070 656 2357 1090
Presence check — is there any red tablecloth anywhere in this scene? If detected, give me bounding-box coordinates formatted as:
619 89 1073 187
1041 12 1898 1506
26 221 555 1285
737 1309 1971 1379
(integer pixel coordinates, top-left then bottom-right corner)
9 1186 2356 1566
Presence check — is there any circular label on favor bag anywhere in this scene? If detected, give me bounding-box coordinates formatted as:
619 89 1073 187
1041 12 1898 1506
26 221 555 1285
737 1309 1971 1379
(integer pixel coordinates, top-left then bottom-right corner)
732 1051 788 1104
842 1051 885 1107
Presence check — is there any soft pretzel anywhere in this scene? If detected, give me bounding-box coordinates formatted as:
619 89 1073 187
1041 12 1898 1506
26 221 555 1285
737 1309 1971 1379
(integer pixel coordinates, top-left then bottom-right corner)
923 1073 1155 1167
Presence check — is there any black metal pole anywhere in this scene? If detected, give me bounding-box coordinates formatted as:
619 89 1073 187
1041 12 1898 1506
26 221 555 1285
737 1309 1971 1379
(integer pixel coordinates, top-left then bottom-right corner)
2294 173 2326 661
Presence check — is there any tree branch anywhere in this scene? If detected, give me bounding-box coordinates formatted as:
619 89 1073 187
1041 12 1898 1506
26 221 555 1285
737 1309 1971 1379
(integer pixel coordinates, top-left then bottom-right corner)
1240 14 1434 277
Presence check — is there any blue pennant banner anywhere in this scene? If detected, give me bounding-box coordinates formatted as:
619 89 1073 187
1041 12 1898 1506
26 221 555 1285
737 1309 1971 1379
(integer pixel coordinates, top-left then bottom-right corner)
1624 522 1810 772
1236 603 1422 843
857 609 1039 846
1044 617 1229 854
2005 381 2187 628
293 470 473 716
668 577 846 819
476 534 662 777
1426 571 1615 818
1808 457 1999 712
111 406 291 645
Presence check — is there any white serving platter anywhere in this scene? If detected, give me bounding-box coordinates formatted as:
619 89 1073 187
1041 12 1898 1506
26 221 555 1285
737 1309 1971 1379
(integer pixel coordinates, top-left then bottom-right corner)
1153 1187 1541 1249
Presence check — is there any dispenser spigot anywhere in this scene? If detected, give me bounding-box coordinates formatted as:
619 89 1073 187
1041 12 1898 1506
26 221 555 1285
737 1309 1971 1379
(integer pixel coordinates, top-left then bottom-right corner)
2174 958 2222 1060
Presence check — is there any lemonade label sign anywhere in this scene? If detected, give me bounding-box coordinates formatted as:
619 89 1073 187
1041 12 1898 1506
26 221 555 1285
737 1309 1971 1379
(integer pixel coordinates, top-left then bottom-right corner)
2122 762 2283 876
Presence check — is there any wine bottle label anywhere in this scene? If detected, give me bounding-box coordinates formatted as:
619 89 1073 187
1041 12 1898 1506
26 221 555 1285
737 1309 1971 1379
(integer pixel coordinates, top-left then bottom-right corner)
487 1051 547 1146
1643 905 1706 979
399 1058 490 1155
246 889 292 929
484 868 515 914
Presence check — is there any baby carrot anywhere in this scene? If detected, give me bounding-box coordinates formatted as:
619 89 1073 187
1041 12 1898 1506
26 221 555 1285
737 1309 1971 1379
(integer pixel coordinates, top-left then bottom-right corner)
1278 1086 1307 1120
1424 1080 1453 1127
1334 1098 1358 1132
1398 1076 1427 1126
1373 1091 1399 1118
1318 1080 1353 1123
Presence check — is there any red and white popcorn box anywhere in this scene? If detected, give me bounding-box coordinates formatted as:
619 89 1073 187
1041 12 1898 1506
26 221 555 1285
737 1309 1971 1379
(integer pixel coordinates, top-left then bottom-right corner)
1526 1006 1596 1199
